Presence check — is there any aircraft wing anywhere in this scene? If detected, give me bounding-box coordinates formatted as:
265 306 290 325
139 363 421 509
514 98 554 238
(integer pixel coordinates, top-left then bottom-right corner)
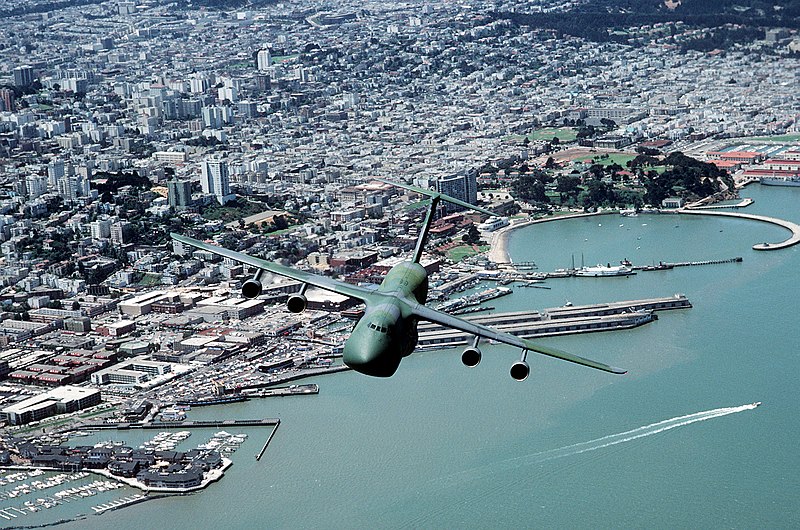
171 233 376 303
409 302 626 374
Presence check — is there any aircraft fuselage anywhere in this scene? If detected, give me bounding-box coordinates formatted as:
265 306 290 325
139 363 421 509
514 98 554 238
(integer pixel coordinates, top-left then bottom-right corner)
342 261 428 377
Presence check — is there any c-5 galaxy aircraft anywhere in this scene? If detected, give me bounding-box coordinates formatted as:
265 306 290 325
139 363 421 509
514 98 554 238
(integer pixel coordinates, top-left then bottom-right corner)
171 180 626 381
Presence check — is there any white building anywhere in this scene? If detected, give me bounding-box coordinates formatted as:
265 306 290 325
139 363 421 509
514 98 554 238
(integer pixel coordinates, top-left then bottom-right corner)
257 49 272 71
201 158 235 205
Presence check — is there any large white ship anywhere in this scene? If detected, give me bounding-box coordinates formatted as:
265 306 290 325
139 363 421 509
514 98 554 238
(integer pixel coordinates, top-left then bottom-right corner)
760 176 800 187
478 216 510 231
574 263 636 277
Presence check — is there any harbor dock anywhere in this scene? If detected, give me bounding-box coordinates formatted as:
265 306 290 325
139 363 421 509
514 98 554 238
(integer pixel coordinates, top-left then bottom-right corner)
78 418 281 431
256 421 281 461
417 295 691 347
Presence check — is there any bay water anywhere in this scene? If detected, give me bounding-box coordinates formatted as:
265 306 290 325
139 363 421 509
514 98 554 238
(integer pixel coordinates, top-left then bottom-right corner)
43 184 800 528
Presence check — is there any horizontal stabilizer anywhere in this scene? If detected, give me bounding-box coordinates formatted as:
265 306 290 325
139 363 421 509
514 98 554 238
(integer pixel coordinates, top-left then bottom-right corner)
378 178 495 217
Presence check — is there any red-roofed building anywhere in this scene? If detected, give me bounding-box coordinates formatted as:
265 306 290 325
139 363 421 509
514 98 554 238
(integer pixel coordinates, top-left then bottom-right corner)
706 151 763 164
763 159 800 171
743 168 800 178
710 160 743 171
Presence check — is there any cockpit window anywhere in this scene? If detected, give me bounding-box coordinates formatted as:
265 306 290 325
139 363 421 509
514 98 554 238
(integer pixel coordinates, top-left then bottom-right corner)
368 322 389 334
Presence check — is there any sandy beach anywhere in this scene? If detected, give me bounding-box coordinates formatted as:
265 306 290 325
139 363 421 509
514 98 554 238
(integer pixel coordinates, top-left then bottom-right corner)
487 212 609 263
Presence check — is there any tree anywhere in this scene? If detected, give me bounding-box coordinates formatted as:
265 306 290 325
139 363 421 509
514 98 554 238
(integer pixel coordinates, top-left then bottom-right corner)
273 215 289 230
556 175 581 203
511 173 549 204
581 179 616 208
600 118 617 130
462 225 481 245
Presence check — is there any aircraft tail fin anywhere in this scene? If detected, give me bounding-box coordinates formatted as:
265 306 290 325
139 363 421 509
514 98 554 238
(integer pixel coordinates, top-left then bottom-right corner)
377 178 495 217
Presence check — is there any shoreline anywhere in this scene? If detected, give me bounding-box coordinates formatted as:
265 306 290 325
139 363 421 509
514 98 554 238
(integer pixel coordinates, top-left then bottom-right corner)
487 211 612 264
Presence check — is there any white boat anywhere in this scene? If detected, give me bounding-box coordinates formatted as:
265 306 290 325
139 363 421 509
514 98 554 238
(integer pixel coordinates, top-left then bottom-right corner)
478 216 510 232
574 264 635 277
760 176 800 187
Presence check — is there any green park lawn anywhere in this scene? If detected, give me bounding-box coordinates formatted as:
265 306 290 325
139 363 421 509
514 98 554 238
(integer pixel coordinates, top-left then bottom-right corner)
528 127 578 142
746 134 800 143
588 153 637 167
448 244 489 262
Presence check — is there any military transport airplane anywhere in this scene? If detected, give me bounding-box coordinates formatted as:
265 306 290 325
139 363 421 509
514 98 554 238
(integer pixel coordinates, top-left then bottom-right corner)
171 180 626 381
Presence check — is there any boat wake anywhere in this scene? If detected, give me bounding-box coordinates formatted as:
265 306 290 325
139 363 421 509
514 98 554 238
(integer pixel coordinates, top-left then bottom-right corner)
400 403 760 528
443 402 760 487
402 403 760 528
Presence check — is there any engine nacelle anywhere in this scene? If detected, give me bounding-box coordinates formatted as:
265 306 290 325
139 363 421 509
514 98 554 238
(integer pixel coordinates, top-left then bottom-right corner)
510 360 530 381
461 347 482 368
241 279 263 299
287 293 308 313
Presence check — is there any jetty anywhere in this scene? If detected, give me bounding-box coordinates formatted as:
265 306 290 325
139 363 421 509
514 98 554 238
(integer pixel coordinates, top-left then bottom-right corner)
256 421 281 461
677 209 800 250
418 295 691 347
78 418 281 431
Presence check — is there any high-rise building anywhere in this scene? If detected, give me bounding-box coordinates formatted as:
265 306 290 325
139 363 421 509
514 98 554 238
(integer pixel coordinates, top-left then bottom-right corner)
167 178 192 208
201 158 235 205
13 66 35 88
237 100 258 119
26 175 47 199
435 171 478 213
257 49 272 71
255 74 271 93
201 106 224 129
57 175 78 201
47 160 66 186
218 86 238 103
189 75 209 94
0 88 14 112
90 219 112 239
110 221 133 245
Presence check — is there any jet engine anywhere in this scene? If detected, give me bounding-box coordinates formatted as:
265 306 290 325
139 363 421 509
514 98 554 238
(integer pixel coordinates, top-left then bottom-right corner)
461 347 482 367
510 360 530 381
287 293 308 313
241 279 263 299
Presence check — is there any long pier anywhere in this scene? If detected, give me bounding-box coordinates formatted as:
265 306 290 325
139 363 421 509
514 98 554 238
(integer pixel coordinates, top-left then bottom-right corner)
677 209 800 250
662 257 742 268
256 421 281 461
78 418 281 430
417 295 691 347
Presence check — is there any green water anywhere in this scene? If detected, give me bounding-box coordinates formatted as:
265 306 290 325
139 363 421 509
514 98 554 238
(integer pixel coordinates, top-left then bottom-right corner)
50 185 800 528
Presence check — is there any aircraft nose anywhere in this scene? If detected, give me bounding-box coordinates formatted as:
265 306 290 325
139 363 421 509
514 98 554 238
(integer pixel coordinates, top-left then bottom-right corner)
343 334 400 378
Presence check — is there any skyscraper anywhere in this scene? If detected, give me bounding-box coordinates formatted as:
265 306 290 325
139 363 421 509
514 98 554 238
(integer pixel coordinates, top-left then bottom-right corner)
435 171 478 214
13 66 35 88
257 49 272 71
255 74 271 93
0 88 14 112
47 160 66 187
110 221 132 245
201 158 235 205
167 178 192 208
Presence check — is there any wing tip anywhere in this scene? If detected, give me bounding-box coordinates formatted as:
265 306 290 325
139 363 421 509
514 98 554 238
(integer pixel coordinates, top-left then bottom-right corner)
610 366 628 375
